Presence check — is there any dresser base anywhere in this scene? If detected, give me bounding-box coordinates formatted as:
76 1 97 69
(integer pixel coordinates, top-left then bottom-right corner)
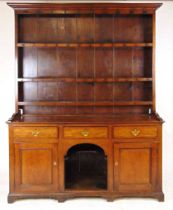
8 192 164 203
7 114 164 204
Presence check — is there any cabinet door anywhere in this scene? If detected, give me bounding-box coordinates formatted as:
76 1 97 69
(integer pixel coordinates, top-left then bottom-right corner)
114 142 158 192
14 143 58 193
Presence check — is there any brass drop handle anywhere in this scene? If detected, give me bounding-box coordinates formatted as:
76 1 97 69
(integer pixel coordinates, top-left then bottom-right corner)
115 162 118 167
80 130 90 137
131 128 140 137
53 161 57 166
32 130 40 137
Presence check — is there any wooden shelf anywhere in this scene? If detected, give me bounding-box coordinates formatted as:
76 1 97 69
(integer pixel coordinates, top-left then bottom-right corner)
18 101 153 106
15 4 154 116
17 43 153 48
18 77 152 82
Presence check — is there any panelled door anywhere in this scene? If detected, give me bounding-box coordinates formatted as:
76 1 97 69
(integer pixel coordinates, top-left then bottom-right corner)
114 142 158 192
14 143 58 193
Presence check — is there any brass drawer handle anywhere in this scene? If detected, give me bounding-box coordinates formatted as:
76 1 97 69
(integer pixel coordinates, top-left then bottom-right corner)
80 130 90 137
131 129 140 137
32 130 40 137
53 161 57 166
114 161 118 167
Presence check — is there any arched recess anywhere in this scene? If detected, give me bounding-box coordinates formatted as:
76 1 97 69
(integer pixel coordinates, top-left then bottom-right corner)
64 143 107 190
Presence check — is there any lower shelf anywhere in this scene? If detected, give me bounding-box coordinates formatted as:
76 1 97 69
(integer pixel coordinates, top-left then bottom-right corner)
65 175 107 191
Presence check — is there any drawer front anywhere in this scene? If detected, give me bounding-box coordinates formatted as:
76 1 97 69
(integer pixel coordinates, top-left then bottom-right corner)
113 126 158 138
63 127 108 139
13 127 58 139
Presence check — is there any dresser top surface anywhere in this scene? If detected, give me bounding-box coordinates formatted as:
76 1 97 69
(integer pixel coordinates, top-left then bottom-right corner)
8 113 163 124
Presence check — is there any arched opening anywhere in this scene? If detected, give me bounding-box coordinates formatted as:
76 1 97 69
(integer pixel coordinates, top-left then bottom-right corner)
65 143 107 190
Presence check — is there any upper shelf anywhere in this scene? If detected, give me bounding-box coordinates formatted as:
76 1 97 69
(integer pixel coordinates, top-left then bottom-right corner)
17 43 153 48
18 77 152 83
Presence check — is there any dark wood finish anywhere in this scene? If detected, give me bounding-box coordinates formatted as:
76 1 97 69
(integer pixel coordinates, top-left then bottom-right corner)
17 101 153 106
7 3 163 203
17 43 153 48
18 78 153 82
7 3 162 14
8 114 164 124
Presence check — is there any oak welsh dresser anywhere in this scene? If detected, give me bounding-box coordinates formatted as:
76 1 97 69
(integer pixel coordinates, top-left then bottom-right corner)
7 3 164 203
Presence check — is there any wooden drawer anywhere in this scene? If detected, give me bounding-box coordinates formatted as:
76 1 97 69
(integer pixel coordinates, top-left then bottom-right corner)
13 127 58 139
63 127 108 139
113 126 158 138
